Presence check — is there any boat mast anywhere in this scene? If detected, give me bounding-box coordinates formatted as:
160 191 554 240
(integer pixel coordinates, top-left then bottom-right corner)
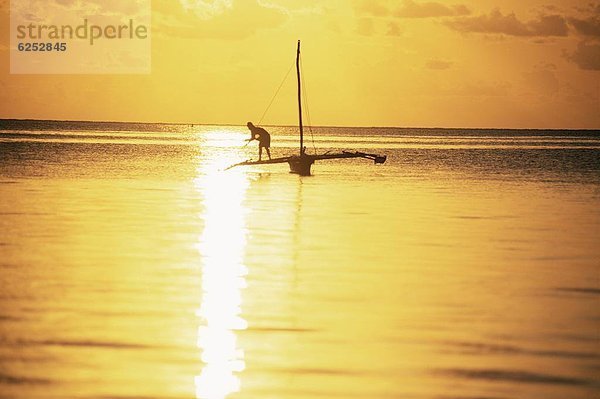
296 40 304 156
226 40 387 174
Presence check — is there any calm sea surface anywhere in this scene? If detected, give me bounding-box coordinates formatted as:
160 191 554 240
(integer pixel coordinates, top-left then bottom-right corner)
1 120 599 399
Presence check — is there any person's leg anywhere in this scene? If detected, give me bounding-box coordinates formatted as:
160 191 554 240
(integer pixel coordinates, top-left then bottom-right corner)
266 147 271 159
259 146 263 161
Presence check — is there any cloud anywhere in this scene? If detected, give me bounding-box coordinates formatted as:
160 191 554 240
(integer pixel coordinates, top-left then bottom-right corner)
55 0 145 16
395 0 470 19
179 0 233 19
354 0 390 17
441 81 511 97
154 0 287 40
569 16 600 38
387 22 402 36
445 8 568 37
565 41 600 70
356 17 375 36
529 14 570 36
10 0 150 23
426 59 452 70
574 2 600 15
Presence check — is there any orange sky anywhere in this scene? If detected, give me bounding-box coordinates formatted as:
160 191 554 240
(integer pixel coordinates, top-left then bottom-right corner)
1 0 599 128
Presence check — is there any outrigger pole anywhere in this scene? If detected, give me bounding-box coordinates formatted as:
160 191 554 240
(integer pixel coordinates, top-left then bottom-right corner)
226 40 387 176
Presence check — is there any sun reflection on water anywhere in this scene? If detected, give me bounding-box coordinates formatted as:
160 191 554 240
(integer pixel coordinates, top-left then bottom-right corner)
194 145 249 399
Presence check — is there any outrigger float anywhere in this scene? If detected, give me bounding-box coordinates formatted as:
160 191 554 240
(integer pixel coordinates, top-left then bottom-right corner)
226 41 386 176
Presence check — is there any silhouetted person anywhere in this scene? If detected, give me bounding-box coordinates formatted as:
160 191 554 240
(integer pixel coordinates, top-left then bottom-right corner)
246 122 271 161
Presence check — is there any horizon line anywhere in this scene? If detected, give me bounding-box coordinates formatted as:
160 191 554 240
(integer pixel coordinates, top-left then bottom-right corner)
0 117 598 132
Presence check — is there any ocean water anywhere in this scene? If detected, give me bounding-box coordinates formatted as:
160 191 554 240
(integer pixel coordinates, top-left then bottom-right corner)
0 120 599 399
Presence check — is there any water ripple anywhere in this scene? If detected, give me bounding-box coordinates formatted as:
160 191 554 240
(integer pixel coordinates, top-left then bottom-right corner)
0 339 157 350
556 287 600 295
435 368 590 386
0 374 53 385
440 340 600 360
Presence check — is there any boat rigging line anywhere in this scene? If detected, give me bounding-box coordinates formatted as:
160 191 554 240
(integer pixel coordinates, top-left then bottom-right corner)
227 40 386 176
300 56 317 154
257 60 295 126
256 50 316 155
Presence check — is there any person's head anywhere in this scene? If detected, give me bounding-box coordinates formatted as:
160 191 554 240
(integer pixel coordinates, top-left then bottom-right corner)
247 122 254 129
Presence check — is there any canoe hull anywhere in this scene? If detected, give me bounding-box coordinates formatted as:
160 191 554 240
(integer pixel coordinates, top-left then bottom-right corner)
288 155 314 176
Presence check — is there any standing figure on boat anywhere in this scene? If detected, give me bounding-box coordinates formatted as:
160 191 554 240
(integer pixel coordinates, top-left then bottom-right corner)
246 122 271 161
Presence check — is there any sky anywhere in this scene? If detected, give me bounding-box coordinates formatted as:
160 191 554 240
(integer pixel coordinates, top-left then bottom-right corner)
0 0 599 128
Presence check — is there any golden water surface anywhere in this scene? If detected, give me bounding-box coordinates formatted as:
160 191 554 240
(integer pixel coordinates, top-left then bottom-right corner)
1 125 599 399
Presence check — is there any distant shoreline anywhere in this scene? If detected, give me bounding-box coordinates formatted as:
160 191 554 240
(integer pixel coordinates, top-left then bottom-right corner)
1 118 598 132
